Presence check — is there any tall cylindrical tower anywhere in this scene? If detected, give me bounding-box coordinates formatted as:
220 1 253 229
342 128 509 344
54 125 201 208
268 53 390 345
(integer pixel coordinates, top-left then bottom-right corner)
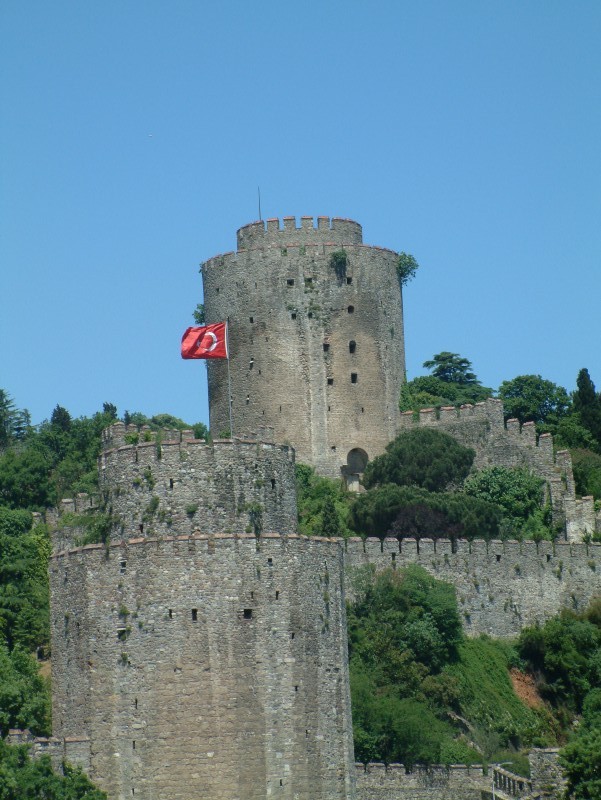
202 216 405 480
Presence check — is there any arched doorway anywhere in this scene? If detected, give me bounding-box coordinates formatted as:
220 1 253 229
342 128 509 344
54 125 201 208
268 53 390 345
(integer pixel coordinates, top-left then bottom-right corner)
343 447 368 492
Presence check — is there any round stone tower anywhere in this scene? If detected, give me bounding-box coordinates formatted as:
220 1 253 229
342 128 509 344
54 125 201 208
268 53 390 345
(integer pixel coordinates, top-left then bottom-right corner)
202 216 405 481
49 426 356 800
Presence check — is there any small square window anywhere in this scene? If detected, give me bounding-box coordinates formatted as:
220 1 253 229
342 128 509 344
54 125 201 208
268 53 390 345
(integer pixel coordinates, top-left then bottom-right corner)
327 378 334 386
291 313 297 320
287 279 294 286
351 373 358 384
323 343 330 352
243 608 253 620
249 317 254 323
347 305 355 313
346 276 353 285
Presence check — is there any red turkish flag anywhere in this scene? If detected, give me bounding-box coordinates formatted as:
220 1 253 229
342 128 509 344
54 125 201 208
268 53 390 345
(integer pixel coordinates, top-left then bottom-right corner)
181 322 228 359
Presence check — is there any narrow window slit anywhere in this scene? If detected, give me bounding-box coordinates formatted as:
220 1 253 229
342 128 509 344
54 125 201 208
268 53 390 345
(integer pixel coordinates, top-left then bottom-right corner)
191 609 198 621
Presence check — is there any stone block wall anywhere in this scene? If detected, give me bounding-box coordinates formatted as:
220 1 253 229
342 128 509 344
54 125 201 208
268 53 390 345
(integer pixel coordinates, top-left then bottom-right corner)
202 216 405 480
355 763 489 800
345 536 601 637
398 399 594 540
49 534 355 800
98 426 298 542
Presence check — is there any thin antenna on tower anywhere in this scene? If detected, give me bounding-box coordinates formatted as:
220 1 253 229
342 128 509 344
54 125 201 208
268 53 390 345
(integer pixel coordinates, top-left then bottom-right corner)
258 186 262 221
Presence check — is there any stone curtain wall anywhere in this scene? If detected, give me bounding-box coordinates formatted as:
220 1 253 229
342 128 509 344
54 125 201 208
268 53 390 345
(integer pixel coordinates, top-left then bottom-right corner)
49 534 355 800
202 217 405 480
98 424 298 542
355 763 489 800
345 537 601 638
398 398 596 540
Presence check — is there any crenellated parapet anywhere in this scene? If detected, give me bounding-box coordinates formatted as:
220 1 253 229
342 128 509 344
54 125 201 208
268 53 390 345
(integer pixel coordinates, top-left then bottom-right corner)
49 533 354 800
203 217 405 480
399 398 588 540
355 762 489 800
236 216 364 250
344 536 601 638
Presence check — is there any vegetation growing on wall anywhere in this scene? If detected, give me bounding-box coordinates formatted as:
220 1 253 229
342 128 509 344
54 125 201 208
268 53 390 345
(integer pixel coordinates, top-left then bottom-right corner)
349 429 552 541
348 566 554 769
0 739 107 798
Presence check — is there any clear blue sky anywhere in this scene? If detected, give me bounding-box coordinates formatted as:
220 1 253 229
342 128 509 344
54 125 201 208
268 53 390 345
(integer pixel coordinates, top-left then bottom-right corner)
2 1 600 426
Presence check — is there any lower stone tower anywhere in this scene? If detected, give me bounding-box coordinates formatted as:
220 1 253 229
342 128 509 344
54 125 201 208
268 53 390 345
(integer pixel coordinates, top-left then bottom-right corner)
49 426 356 800
202 216 405 481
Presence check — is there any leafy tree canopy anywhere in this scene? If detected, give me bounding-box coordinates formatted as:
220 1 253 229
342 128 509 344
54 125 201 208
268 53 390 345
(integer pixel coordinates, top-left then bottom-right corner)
363 428 475 493
349 483 501 540
399 375 493 411
400 353 493 411
571 449 601 501
192 303 205 325
0 740 107 799
396 252 419 286
497 375 571 426
423 352 480 385
463 467 551 540
295 464 353 537
349 567 547 766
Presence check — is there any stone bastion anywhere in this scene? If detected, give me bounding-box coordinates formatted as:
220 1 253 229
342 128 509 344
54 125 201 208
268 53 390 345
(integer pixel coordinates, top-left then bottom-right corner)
49 532 355 800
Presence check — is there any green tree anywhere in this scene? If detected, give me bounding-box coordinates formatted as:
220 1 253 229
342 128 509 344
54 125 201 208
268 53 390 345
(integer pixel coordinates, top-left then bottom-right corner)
192 303 205 325
571 449 601 500
363 428 475 493
497 375 571 426
0 645 51 736
573 368 601 449
399 374 492 410
423 352 480 385
518 612 601 712
350 483 501 540
295 464 352 537
463 466 550 539
561 726 601 800
396 252 419 286
0 739 107 799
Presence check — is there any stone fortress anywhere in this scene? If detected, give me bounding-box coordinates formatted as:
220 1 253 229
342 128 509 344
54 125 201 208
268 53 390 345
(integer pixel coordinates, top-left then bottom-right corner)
36 217 601 799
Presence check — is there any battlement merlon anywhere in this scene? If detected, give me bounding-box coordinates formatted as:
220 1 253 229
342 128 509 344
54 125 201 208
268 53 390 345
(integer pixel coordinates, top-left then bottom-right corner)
236 215 363 249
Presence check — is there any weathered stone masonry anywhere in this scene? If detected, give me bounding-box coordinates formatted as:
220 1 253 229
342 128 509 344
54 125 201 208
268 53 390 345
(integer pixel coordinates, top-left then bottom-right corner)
43 217 599 800
98 424 298 542
344 536 601 638
202 216 405 481
398 398 596 540
50 534 355 800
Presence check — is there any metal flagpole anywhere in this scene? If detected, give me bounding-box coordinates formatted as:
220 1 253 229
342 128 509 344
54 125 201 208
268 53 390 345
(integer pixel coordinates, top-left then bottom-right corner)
226 319 234 437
